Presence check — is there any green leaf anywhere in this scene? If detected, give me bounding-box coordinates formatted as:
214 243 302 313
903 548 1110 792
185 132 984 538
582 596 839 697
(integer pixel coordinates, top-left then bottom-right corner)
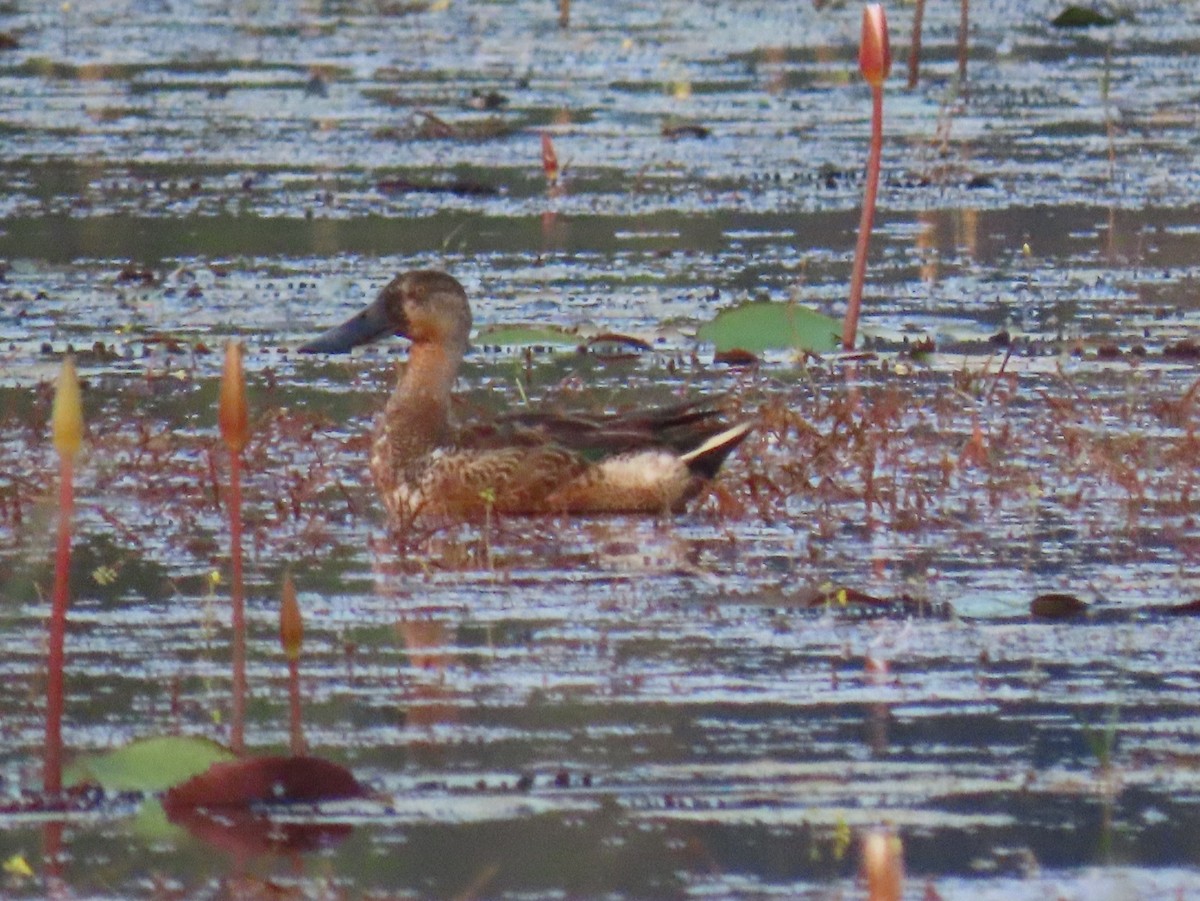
66 735 237 793
696 300 842 354
130 799 188 843
475 324 577 348
1051 6 1116 27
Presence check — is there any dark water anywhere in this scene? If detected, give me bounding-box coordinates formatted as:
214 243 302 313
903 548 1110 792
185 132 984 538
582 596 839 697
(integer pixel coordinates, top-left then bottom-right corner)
4 0 1200 897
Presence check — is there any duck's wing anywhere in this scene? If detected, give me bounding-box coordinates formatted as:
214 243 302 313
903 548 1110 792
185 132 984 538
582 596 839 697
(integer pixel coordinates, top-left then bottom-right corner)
476 398 738 459
439 399 753 516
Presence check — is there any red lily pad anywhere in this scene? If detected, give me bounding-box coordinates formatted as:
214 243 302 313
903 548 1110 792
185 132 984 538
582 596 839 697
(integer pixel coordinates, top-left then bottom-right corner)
713 348 760 367
582 332 654 359
167 806 353 856
1161 598 1200 616
1030 593 1089 619
802 586 891 609
162 755 364 811
1163 339 1200 361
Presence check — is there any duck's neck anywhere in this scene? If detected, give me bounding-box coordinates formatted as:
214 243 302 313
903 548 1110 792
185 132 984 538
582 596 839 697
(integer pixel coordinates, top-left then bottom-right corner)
374 341 463 470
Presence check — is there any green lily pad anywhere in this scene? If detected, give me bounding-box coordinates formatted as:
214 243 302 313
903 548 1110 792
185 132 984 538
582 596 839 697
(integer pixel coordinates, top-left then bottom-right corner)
475 324 577 348
130 798 188 843
1051 5 1116 27
696 300 842 354
66 735 237 793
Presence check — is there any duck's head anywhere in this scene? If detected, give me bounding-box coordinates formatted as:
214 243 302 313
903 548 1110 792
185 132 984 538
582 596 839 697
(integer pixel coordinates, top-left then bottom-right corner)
299 270 472 355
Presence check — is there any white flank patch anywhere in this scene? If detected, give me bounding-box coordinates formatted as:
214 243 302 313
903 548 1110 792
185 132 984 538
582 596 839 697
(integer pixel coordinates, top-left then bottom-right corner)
600 451 683 487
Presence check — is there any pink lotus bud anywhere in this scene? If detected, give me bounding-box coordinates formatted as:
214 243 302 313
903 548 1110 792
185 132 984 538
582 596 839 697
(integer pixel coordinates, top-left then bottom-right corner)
218 340 249 454
860 5 892 89
862 829 904 901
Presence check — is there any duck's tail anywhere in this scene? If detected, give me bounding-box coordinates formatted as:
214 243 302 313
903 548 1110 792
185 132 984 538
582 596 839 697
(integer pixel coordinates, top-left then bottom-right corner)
679 421 754 479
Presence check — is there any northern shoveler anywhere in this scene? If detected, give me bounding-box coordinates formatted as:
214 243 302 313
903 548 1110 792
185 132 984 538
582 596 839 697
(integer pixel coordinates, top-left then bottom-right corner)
300 270 752 521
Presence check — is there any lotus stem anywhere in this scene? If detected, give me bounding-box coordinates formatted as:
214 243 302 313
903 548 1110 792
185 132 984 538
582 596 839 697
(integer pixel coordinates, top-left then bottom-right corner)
219 341 249 754
46 356 82 796
280 573 305 756
958 0 969 92
229 454 245 754
844 5 891 351
44 456 72 796
907 0 925 89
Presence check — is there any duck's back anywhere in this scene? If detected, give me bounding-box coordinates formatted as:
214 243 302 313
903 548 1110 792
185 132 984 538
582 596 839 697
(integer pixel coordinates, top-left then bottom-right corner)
373 401 750 521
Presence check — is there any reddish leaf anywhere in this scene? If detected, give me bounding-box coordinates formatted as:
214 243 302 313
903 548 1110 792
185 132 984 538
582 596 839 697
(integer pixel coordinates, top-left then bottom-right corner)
584 332 652 352
713 348 760 367
1162 598 1200 616
163 755 363 811
1164 339 1200 361
1030 593 1089 619
166 806 352 857
805 586 890 609
116 263 155 285
661 122 711 140
581 332 653 359
787 587 950 618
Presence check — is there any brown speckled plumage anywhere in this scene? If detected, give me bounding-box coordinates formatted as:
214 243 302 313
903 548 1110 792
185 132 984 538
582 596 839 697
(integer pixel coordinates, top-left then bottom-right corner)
302 270 752 523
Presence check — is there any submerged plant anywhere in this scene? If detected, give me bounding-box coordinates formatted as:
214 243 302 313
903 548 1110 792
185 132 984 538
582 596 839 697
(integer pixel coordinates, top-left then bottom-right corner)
1082 704 1121 775
843 4 892 350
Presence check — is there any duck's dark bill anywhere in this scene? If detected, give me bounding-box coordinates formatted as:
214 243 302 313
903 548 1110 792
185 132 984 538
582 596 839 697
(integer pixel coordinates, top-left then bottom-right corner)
298 294 394 353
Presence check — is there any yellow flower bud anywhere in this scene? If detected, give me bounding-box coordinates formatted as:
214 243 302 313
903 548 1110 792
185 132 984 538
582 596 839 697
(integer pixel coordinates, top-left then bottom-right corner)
52 355 83 460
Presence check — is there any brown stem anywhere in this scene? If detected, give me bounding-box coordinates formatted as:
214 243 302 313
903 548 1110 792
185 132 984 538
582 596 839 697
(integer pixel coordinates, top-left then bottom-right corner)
42 820 65 892
843 85 884 350
288 657 305 756
958 0 970 94
907 0 926 89
230 451 246 755
44 457 73 796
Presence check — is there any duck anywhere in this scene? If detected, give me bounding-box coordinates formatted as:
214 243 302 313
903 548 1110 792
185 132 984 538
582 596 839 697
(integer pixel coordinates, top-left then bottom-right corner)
300 270 752 522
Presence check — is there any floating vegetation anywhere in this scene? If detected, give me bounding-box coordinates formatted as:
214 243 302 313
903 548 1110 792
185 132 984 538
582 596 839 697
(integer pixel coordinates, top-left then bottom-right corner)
4 0 1200 896
697 299 842 354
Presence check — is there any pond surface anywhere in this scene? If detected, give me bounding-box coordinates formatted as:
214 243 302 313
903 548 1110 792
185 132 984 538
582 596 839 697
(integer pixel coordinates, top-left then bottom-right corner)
4 0 1200 897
